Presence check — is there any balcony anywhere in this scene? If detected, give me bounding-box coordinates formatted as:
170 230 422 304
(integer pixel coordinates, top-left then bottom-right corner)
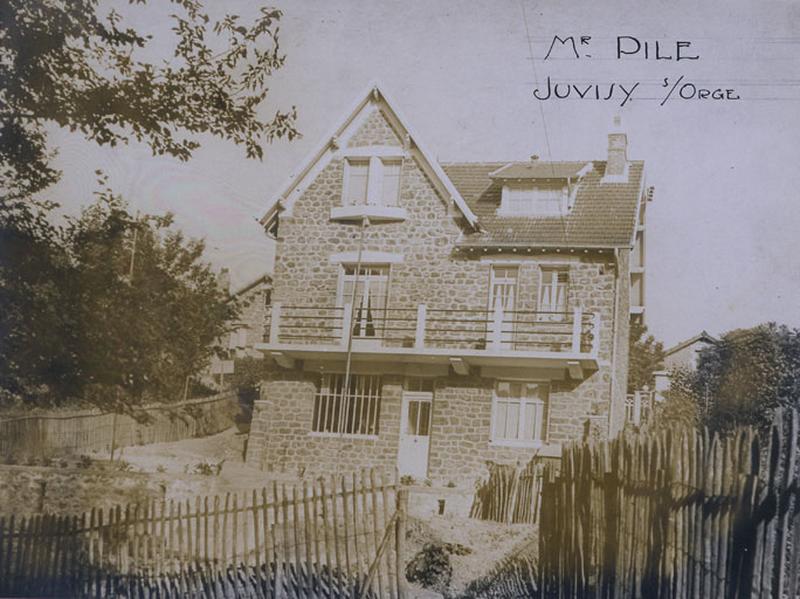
256 303 601 379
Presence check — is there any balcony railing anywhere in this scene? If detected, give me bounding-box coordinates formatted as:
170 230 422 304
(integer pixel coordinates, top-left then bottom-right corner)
265 302 600 356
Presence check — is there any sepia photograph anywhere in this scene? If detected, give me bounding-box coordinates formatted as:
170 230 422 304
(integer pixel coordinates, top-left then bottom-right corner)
1 0 799 597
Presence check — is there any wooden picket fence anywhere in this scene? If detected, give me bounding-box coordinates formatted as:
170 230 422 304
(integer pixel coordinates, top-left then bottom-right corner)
470 459 545 524
0 391 239 460
538 409 800 598
0 469 409 598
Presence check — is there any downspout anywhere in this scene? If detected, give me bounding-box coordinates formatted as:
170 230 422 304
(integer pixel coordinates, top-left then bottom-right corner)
608 247 621 437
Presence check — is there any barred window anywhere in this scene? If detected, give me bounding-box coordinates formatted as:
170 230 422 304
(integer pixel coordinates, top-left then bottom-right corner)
312 374 382 436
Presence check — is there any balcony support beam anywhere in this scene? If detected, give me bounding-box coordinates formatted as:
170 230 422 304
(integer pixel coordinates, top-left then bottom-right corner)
567 360 583 380
449 357 470 376
271 351 295 369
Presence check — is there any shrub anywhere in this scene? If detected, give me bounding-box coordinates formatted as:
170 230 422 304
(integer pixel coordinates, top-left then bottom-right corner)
406 543 453 595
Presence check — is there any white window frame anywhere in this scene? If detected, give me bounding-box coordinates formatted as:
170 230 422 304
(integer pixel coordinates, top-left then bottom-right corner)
311 373 382 438
342 155 403 207
499 183 568 216
538 267 570 322
336 264 391 339
489 380 548 447
342 158 370 206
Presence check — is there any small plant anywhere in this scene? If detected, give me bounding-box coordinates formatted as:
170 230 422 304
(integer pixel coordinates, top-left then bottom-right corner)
156 464 167 473
116 460 134 472
446 480 456 488
400 474 415 486
193 462 214 476
406 543 453 595
59 459 69 469
77 455 93 469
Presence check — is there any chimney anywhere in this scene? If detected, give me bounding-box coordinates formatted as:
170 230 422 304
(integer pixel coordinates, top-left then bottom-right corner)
605 115 628 180
217 268 231 294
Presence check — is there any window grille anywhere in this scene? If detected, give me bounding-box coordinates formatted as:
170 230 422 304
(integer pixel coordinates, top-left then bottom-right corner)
312 374 382 436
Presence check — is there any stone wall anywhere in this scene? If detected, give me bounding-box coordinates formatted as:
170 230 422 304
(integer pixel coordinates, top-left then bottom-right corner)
248 370 403 477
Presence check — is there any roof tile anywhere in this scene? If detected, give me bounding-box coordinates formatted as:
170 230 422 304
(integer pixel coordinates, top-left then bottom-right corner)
441 160 644 248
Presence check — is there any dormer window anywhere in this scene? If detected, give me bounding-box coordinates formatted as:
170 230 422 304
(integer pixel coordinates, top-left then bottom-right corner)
489 161 591 218
502 182 568 216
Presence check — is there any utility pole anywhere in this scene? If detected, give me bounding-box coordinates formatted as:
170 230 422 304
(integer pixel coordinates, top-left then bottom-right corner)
336 216 370 472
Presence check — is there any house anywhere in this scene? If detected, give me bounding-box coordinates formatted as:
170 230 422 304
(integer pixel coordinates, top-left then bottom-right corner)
206 270 272 387
663 330 717 371
652 330 718 404
245 84 652 485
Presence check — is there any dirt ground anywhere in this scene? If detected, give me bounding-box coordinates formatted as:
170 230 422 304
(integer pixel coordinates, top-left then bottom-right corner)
100 430 537 597
405 514 536 598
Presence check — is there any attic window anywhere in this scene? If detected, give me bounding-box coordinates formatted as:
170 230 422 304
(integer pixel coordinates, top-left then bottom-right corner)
500 182 568 216
343 157 401 207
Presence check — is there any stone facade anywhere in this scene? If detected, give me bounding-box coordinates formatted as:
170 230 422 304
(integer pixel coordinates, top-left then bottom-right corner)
247 101 637 486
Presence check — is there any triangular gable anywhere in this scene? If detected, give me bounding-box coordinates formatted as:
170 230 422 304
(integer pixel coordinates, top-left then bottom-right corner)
260 82 478 229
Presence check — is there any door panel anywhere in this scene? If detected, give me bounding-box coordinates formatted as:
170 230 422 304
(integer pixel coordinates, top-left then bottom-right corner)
397 391 432 479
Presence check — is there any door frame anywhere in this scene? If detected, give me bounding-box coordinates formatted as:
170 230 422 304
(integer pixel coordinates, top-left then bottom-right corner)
397 387 434 479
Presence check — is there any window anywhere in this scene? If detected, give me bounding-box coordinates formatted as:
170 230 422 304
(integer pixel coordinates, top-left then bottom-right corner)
488 266 518 348
501 183 567 216
491 381 547 445
339 264 390 338
539 268 569 319
343 157 402 207
345 159 370 205
312 374 382 436
380 159 401 206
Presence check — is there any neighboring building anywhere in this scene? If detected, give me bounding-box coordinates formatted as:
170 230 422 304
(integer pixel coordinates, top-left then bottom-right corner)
206 270 272 386
652 330 718 406
246 84 652 485
663 330 718 371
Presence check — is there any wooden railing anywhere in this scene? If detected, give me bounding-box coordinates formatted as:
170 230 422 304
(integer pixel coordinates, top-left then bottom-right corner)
267 303 599 355
0 469 408 598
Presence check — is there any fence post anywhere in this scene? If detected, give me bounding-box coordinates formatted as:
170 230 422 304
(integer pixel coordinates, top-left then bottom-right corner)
571 307 583 353
415 304 427 349
269 302 282 345
395 488 409 599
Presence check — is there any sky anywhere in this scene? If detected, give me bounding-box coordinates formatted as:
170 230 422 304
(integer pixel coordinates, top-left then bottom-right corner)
41 0 800 348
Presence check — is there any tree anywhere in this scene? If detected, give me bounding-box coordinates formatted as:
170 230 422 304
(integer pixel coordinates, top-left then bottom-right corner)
628 320 665 393
694 323 800 431
1 0 298 202
0 185 239 411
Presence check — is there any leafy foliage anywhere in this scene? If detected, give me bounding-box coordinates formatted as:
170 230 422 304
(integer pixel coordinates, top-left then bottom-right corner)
694 323 800 431
650 367 700 432
628 321 665 393
1 0 298 201
0 184 238 411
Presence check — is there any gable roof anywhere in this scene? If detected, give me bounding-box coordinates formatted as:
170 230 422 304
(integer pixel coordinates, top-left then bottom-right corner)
261 82 478 229
442 159 645 249
665 330 718 357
